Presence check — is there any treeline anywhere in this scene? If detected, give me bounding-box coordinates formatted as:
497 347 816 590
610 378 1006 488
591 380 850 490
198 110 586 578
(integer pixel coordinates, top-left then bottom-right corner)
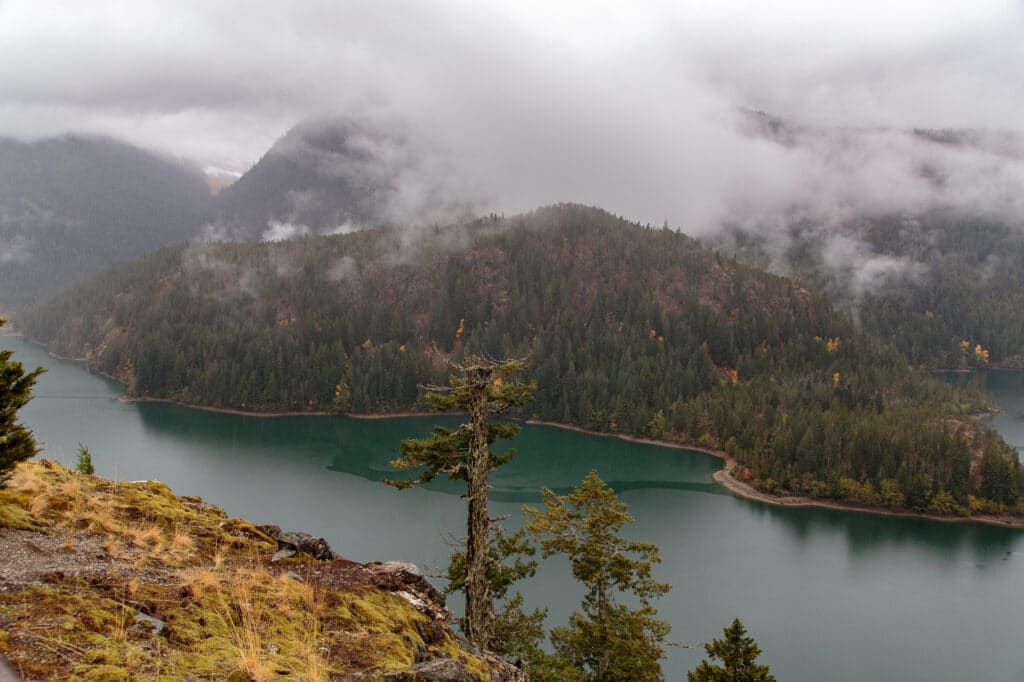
858 214 1024 368
22 204 1022 512
724 211 1024 369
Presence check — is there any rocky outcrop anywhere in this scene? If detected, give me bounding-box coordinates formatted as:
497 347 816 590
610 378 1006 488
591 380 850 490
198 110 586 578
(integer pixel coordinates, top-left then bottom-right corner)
369 561 447 610
258 523 337 561
0 462 530 681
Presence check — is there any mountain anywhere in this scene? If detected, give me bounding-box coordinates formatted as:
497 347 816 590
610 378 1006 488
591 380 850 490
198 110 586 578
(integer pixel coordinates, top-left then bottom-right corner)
210 112 1024 370
207 116 477 241
719 210 1024 368
0 117 476 312
718 112 1024 369
0 135 212 311
21 204 1020 514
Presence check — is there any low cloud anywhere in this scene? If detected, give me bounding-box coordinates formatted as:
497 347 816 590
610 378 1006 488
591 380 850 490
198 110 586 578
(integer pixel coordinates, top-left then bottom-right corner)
0 1 1019 225
0 0 1022 301
261 220 311 243
0 234 33 264
326 255 358 282
820 233 929 304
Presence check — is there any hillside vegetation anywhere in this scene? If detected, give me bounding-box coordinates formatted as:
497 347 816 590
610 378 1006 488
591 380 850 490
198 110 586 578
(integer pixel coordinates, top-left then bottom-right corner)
0 460 519 681
22 204 1022 514
721 212 1024 369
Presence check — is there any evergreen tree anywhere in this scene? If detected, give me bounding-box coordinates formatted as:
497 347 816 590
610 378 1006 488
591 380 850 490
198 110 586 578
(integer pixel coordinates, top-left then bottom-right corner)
445 521 546 663
525 471 671 681
688 618 776 682
75 443 95 475
385 355 534 649
0 320 44 487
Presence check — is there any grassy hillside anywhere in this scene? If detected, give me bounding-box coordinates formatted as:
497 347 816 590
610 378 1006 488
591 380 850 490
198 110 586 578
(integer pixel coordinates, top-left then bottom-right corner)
0 460 517 681
21 204 1021 514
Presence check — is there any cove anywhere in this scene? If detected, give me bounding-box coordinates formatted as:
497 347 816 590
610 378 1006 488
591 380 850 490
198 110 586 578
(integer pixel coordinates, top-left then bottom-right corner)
6 335 1024 682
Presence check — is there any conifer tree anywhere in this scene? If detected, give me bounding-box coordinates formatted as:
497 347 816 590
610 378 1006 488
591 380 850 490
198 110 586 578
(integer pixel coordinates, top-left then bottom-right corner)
526 470 670 681
75 444 95 475
446 521 546 663
385 355 534 649
0 320 44 487
688 618 776 682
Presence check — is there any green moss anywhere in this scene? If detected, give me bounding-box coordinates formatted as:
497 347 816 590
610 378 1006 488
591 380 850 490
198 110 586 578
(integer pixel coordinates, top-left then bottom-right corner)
0 463 492 680
220 517 274 541
0 490 36 530
319 587 488 677
83 647 119 664
72 664 129 681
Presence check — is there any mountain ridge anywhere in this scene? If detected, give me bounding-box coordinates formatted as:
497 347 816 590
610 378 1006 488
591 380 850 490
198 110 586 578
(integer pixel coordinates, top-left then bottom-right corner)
0 134 213 310
21 203 1021 516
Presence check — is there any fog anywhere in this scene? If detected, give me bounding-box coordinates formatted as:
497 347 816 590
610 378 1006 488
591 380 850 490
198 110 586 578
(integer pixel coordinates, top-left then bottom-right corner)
2 0 1022 248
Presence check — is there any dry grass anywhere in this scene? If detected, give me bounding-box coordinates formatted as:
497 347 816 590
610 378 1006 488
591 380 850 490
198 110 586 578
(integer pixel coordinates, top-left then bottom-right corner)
165 524 196 564
179 567 220 601
212 544 226 569
0 460 494 681
81 506 123 535
214 569 274 681
128 524 162 548
101 535 119 558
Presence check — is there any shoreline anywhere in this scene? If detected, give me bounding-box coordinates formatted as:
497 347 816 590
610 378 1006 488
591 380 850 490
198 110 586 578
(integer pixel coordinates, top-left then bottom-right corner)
711 460 1024 528
15 337 1024 528
124 396 437 420
525 419 1024 529
123 396 338 418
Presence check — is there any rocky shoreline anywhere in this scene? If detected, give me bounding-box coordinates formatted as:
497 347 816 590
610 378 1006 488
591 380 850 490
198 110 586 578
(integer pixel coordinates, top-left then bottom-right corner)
524 419 1024 529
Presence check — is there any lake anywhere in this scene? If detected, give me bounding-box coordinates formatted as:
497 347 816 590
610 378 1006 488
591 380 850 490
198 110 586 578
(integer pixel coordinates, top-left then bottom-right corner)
6 335 1024 681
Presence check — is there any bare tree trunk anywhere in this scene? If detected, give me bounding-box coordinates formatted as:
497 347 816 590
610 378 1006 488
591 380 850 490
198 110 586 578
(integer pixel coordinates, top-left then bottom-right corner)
463 364 494 648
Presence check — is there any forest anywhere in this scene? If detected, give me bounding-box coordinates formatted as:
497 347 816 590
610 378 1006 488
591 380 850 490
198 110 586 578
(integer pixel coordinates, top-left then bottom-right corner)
21 203 1023 515
720 211 1024 369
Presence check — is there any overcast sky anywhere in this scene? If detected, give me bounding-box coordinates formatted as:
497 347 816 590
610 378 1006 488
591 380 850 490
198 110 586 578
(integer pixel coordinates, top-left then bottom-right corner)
2 0 1022 233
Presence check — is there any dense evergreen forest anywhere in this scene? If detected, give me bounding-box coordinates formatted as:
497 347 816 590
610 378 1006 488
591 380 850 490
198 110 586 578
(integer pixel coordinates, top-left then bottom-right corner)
22 204 1022 514
720 212 1024 370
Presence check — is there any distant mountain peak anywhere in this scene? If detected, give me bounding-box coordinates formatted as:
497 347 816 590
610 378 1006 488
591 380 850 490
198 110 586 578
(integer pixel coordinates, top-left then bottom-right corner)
0 134 212 310
209 115 481 241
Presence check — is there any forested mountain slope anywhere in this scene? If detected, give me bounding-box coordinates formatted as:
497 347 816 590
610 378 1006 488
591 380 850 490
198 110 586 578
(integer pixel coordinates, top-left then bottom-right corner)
718 114 1024 369
208 116 474 241
0 135 213 309
22 204 1021 513
719 212 1024 369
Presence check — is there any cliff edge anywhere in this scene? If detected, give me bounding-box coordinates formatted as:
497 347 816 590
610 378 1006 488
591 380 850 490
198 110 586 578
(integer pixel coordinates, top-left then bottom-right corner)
0 460 525 681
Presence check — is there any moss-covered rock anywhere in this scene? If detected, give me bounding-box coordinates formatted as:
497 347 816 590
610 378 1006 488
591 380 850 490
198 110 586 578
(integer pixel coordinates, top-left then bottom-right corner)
0 460 522 681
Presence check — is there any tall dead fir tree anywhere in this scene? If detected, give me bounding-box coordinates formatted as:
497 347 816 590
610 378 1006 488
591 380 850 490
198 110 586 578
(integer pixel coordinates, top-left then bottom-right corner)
385 355 535 649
